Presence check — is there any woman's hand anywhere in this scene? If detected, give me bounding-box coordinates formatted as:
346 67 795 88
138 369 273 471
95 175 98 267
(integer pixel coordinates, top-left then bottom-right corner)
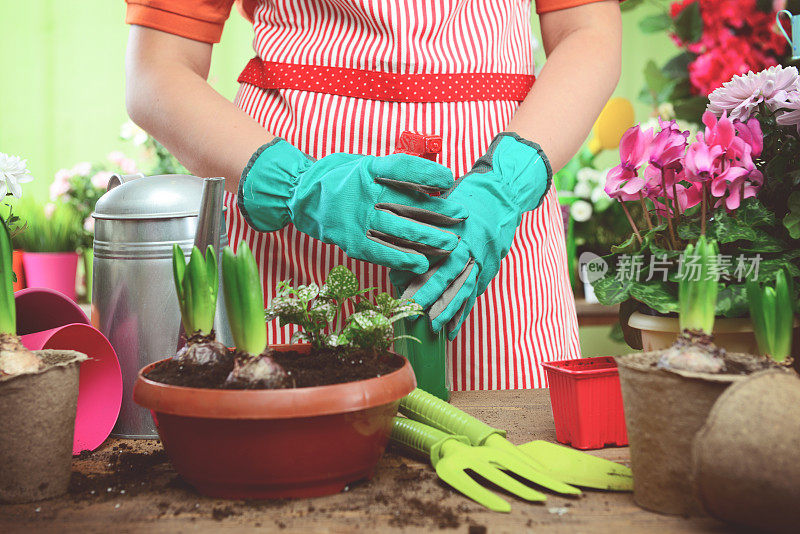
391 1 622 337
125 25 273 193
239 139 467 274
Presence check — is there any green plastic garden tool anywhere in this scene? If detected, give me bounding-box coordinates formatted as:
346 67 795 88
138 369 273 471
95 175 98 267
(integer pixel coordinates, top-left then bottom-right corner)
399 388 633 491
390 417 549 512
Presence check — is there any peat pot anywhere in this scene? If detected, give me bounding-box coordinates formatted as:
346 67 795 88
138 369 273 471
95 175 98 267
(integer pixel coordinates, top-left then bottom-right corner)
0 350 87 503
615 350 770 516
134 344 416 499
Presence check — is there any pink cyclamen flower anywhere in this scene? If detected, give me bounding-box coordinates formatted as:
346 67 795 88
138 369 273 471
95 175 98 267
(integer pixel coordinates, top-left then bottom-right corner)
710 145 764 210
676 180 704 212
684 141 724 183
604 125 653 200
734 118 763 158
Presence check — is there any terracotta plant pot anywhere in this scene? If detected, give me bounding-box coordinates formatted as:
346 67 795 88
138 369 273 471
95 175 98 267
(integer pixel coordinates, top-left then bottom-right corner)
615 350 770 516
12 250 25 291
22 251 80 303
134 344 416 499
628 312 800 360
693 369 800 531
0 349 87 503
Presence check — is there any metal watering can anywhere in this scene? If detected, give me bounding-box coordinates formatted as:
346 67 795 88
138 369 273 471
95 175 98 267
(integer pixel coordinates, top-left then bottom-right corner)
92 174 232 438
778 10 800 61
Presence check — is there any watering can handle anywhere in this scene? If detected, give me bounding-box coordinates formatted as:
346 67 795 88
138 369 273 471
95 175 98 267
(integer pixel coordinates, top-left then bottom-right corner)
778 10 793 46
106 173 146 192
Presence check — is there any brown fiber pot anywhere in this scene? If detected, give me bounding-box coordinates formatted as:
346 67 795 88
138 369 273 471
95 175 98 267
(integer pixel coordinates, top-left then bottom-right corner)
693 369 800 531
615 351 770 516
134 344 416 499
0 349 87 503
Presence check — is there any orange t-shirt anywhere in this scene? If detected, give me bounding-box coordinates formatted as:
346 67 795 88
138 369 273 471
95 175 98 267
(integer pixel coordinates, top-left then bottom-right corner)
125 0 615 44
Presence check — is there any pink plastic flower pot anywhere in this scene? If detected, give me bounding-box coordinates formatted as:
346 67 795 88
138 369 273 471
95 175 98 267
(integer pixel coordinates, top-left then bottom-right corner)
22 252 80 302
15 288 122 454
542 356 628 450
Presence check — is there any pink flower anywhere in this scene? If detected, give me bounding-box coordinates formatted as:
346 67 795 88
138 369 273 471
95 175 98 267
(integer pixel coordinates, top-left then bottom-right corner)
710 145 764 210
648 124 688 171
707 65 800 121
44 202 56 219
91 171 114 190
120 158 138 174
49 174 72 201
604 126 653 200
676 180 704 211
83 217 95 234
107 151 127 166
734 118 763 158
71 162 92 177
684 141 724 182
775 92 800 135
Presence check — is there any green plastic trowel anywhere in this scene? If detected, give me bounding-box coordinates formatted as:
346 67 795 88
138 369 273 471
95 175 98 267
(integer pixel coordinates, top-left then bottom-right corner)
399 388 633 492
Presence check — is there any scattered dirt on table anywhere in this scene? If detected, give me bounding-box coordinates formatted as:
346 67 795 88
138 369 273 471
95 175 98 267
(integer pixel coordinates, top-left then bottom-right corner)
69 445 169 502
145 347 402 389
468 526 488 534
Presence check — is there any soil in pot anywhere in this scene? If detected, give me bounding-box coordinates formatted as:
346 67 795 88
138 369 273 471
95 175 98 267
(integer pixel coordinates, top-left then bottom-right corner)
616 345 773 517
145 346 403 389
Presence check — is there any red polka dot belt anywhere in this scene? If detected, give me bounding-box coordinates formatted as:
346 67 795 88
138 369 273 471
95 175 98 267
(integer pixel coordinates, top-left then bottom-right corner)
237 57 535 103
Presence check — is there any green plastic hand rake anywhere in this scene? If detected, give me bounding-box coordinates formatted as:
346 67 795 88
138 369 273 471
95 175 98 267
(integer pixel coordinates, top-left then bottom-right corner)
390 417 549 512
399 388 633 491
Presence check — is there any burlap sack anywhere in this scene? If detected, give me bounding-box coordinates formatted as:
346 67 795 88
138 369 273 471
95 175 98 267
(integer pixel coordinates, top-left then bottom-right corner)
693 369 800 532
0 350 86 503
615 351 769 516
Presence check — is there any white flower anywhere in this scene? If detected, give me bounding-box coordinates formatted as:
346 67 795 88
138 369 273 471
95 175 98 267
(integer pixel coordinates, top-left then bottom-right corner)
107 151 127 165
573 181 593 198
71 162 93 177
120 121 149 146
776 92 800 134
0 152 34 198
576 167 601 184
83 217 95 233
707 65 800 121
570 200 593 222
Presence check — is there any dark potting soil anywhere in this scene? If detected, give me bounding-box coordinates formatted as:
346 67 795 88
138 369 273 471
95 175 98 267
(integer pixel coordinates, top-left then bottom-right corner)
145 347 402 389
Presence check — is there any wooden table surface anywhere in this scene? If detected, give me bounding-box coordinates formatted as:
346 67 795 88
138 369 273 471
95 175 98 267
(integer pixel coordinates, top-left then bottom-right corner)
0 390 729 533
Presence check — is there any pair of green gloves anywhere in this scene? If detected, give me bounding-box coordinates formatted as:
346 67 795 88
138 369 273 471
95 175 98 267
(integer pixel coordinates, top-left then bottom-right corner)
238 133 552 339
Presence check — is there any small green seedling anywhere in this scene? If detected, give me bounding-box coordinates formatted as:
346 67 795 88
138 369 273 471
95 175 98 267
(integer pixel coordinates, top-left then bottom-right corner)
747 268 795 364
265 266 423 353
660 236 725 373
222 244 287 387
171 244 228 365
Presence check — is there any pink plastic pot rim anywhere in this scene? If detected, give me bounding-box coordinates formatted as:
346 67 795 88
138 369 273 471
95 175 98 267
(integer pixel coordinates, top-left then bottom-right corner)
542 356 620 378
21 251 81 258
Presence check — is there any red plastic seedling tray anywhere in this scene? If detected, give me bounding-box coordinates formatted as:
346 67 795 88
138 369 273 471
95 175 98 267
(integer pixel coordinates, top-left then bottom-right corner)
542 356 628 450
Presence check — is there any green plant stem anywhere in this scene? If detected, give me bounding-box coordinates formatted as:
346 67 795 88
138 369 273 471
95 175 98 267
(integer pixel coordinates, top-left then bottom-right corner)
0 218 15 335
620 201 643 245
700 182 708 236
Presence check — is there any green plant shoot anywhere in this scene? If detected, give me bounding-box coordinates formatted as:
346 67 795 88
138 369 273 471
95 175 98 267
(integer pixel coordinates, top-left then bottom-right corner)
172 244 218 337
266 266 422 351
678 235 719 334
0 217 16 335
746 269 794 363
222 244 267 356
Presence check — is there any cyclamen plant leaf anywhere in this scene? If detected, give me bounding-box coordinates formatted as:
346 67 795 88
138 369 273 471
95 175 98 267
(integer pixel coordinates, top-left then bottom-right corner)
784 192 800 239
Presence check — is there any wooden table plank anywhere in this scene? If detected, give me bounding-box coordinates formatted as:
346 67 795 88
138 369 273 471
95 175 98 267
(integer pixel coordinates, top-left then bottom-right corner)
0 390 727 533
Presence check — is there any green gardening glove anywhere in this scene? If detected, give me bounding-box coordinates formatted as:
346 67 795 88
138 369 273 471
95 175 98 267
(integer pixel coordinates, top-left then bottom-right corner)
391 132 552 338
238 138 467 274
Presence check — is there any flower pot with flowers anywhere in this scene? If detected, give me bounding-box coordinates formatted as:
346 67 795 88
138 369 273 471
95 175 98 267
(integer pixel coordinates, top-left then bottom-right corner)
591 66 800 359
12 199 83 302
615 235 775 516
0 217 87 503
134 244 417 499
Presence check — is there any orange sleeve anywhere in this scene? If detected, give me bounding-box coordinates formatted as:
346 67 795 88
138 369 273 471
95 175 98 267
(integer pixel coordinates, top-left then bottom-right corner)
535 0 621 15
125 0 236 44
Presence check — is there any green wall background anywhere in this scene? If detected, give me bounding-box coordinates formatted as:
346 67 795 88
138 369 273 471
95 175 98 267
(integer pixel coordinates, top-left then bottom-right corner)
1 1 676 201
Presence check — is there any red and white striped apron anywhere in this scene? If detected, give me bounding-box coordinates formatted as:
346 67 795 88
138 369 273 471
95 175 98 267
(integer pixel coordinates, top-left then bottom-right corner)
223 0 581 390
